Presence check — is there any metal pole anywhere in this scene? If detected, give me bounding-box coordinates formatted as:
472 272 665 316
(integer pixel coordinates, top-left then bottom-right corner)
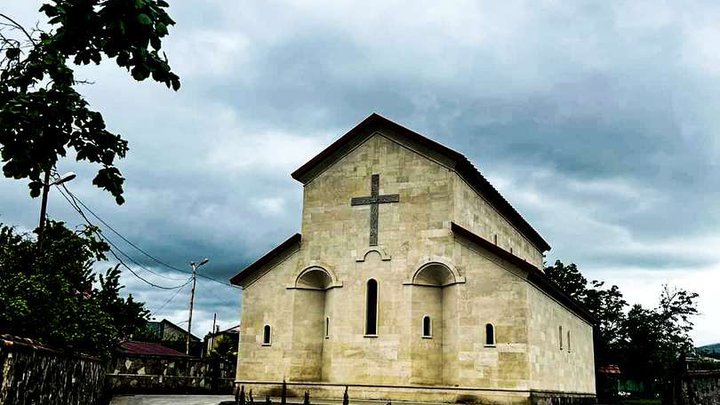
209 312 217 357
37 170 51 243
186 263 198 355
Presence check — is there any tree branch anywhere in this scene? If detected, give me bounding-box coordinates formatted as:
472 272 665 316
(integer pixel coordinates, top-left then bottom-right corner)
0 13 36 45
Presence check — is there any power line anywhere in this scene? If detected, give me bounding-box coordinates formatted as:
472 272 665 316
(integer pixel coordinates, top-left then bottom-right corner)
70 195 189 273
57 185 187 283
55 186 190 290
152 279 192 316
56 185 239 289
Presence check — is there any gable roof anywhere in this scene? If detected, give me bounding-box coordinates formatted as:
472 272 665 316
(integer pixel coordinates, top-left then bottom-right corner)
450 222 595 324
291 113 550 252
230 233 302 287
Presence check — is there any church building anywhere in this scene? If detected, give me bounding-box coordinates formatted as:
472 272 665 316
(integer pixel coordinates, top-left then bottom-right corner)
230 114 596 404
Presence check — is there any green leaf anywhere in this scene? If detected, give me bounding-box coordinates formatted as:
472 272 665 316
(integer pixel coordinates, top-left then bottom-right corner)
156 22 168 36
5 48 20 59
137 13 152 25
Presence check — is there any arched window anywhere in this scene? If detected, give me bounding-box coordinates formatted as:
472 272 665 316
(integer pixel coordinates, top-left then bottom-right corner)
325 317 330 339
365 279 378 336
485 323 495 346
262 324 272 346
559 326 563 350
567 330 571 353
422 316 432 338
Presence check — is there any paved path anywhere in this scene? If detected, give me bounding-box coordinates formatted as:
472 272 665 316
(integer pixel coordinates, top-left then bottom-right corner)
109 395 234 405
110 396 424 405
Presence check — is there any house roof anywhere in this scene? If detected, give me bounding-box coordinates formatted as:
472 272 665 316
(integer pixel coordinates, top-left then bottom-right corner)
230 233 302 287
291 113 550 252
206 324 241 339
119 341 189 357
147 319 200 341
450 222 596 325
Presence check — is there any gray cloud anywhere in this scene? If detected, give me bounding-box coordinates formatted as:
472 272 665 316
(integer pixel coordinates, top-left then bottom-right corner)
2 0 719 344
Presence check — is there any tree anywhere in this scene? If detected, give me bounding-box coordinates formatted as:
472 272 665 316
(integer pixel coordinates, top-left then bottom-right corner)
619 285 699 394
545 260 628 363
0 0 180 204
545 259 699 399
544 260 589 301
0 221 150 358
209 334 238 365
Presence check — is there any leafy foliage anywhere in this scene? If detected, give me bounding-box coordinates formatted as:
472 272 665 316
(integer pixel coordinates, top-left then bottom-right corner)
209 334 238 365
545 260 628 362
0 221 149 358
545 260 699 397
620 286 699 387
0 1 180 204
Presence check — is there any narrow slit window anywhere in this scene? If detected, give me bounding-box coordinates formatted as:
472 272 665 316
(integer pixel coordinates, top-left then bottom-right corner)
422 316 432 338
262 324 272 346
494 234 498 245
485 323 495 346
559 326 563 350
567 330 571 353
365 279 378 336
325 317 330 339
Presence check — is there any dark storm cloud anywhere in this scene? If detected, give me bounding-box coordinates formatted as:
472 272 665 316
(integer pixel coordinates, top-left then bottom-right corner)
2 0 719 343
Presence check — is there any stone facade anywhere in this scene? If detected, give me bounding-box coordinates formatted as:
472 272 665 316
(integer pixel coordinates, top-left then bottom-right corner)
231 114 596 404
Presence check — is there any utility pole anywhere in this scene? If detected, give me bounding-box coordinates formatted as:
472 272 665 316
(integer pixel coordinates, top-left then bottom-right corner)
37 171 76 244
208 312 217 357
186 258 209 355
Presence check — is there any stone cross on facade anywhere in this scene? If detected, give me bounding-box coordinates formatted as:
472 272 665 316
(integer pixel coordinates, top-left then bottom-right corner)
351 174 400 246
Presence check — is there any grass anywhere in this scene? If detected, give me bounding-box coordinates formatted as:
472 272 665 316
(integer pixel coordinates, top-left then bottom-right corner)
618 399 661 405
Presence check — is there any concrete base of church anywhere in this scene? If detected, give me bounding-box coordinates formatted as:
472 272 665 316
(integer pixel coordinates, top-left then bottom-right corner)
234 381 596 405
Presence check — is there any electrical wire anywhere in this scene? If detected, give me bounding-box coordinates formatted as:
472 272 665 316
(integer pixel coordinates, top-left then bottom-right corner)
151 279 192 316
55 185 190 290
57 185 187 282
57 185 239 289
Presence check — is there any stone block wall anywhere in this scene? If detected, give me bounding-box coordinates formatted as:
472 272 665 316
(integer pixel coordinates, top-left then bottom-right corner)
673 370 720 405
107 354 234 394
0 335 106 405
236 131 596 398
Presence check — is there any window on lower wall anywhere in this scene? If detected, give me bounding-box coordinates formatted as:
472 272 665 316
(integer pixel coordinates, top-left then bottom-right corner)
559 325 563 350
567 330 571 353
262 324 272 346
325 317 330 339
485 323 496 346
422 315 432 338
365 279 378 336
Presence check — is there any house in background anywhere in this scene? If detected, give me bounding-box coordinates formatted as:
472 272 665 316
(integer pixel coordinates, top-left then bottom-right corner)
145 319 202 357
204 325 240 358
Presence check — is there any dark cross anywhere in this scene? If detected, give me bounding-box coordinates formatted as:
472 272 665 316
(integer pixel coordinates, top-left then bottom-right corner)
351 174 399 246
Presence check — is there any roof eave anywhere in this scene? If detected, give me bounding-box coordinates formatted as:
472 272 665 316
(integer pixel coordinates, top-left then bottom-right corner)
450 222 596 325
229 233 302 287
290 113 551 252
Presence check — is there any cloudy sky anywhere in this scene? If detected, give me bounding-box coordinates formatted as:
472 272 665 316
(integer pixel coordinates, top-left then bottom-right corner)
2 1 719 345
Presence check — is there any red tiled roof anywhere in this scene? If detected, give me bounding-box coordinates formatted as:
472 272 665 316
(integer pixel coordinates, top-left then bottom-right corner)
599 365 622 374
119 341 189 357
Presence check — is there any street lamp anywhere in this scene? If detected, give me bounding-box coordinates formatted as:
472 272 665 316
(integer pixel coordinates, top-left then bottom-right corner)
38 171 77 241
186 258 209 355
